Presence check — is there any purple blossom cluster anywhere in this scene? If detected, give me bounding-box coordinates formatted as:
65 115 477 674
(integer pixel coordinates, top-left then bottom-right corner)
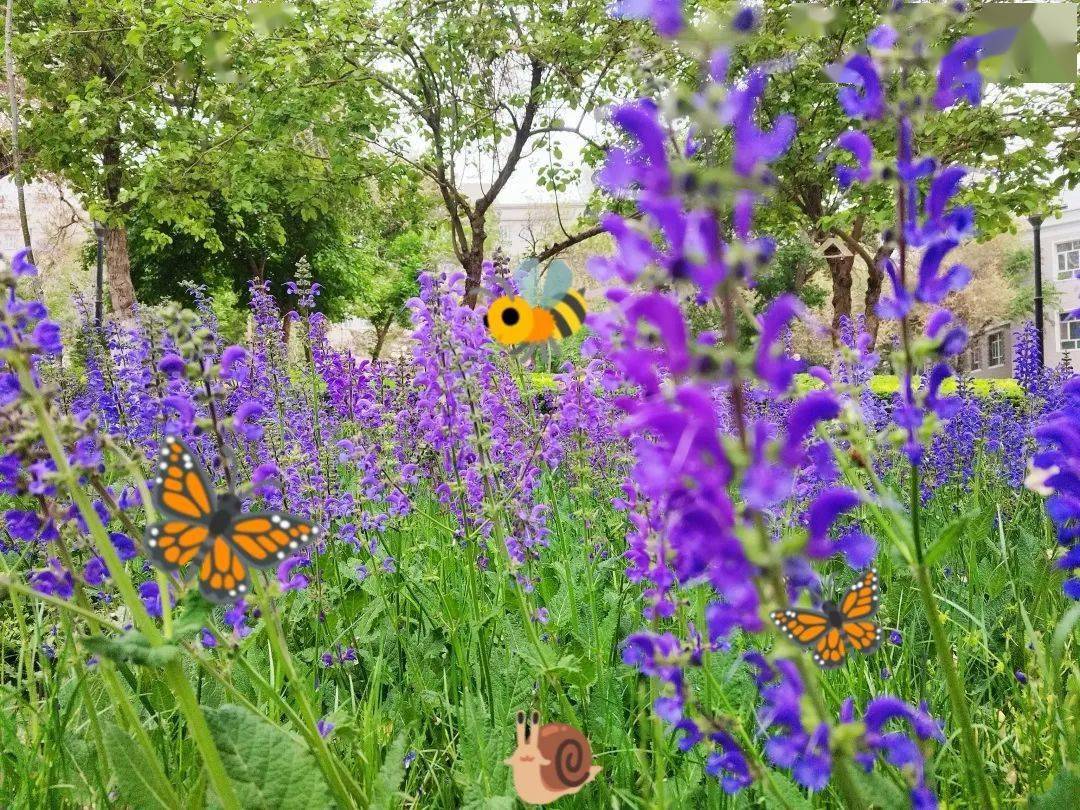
579 0 1020 802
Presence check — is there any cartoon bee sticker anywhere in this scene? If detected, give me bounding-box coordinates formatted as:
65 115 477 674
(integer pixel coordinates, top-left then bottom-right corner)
482 258 587 349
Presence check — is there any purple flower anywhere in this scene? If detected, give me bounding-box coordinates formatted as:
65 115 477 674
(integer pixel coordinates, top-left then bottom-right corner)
1015 669 1028 684
6 509 42 542
31 321 63 355
598 100 671 196
317 718 334 738
84 556 109 586
731 5 758 33
233 400 265 442
611 0 683 36
867 24 898 50
157 353 186 379
110 532 138 561
199 628 217 648
834 130 874 189
224 599 252 639
889 630 902 646
12 247 37 276
139 581 164 618
827 54 885 120
29 559 73 599
705 731 753 794
933 35 987 110
219 345 250 384
277 555 309 591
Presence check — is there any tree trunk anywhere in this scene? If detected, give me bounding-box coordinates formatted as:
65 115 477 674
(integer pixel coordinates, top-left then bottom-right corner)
828 254 855 343
461 219 486 309
862 246 890 348
371 310 395 360
103 225 137 318
5 0 35 287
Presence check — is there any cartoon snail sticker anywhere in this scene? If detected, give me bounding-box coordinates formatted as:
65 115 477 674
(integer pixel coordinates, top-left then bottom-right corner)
504 710 601 805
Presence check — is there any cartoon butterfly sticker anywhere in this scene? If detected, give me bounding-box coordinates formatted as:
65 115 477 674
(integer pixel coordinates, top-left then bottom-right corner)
143 435 319 603
770 568 882 669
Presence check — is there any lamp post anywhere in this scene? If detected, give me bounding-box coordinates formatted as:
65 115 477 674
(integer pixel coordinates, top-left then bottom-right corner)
93 221 105 328
1028 213 1044 368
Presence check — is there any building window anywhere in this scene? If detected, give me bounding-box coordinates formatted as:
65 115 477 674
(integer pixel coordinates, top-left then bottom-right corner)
1057 239 1080 281
988 331 1004 368
1061 312 1080 351
968 343 981 371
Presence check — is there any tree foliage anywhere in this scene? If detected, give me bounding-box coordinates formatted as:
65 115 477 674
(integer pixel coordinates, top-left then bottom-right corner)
696 0 1077 343
367 0 648 304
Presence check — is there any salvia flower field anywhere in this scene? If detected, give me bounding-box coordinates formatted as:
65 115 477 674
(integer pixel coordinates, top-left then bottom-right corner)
4 2 1080 809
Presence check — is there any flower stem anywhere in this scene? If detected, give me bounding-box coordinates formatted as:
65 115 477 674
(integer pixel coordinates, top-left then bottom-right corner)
258 584 365 807
12 356 241 810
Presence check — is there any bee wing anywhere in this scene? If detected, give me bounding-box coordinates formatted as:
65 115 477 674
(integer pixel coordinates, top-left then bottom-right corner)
513 258 541 304
539 259 573 307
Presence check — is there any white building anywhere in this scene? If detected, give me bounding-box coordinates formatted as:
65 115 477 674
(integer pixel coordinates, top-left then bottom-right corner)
989 189 1080 380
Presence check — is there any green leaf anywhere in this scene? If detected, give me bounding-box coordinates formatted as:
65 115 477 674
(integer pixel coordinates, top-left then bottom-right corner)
761 772 813 810
102 721 181 809
84 631 180 669
370 732 408 810
848 765 909 809
1030 767 1080 809
205 704 333 810
924 509 980 567
170 590 214 641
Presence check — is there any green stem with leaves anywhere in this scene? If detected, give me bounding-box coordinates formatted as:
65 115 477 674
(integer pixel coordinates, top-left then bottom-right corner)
11 355 242 810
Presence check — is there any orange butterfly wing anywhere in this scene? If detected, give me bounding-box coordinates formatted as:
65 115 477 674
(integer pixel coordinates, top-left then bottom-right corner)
775 568 883 670
771 609 830 646
839 567 880 620
837 567 882 656
813 627 849 668
151 436 215 521
145 521 209 571
144 437 321 604
196 513 320 603
842 620 882 653
144 436 216 577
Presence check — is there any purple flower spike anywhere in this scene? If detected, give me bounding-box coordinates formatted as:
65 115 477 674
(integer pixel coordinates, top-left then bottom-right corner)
611 0 683 37
807 487 861 543
12 247 37 276
834 130 874 189
828 54 885 120
233 400 266 442
277 555 309 592
934 35 992 110
220 345 250 384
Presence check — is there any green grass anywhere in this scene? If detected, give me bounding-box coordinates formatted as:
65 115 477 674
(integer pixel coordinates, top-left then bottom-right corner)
2 441 1078 807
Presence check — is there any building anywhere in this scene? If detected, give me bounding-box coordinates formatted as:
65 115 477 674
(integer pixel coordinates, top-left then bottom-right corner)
962 188 1080 379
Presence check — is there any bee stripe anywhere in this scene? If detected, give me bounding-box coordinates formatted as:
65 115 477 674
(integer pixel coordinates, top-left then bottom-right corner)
561 289 587 322
551 291 586 338
549 307 573 339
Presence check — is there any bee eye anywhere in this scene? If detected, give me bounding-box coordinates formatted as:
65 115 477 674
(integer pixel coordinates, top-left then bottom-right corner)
483 312 489 328
501 307 521 326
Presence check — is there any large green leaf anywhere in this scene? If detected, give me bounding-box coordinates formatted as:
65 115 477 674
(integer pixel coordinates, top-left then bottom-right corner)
370 732 407 810
205 704 333 810
102 721 181 810
84 630 180 669
1030 767 1080 809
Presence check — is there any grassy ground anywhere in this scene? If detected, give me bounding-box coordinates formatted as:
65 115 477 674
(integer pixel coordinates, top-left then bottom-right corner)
2 434 1078 808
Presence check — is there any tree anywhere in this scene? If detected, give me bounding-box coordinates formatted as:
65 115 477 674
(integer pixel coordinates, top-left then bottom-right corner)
704 0 1076 346
364 0 646 306
15 0 386 318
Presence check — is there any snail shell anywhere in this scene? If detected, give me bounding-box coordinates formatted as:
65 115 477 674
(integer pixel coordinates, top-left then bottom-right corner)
537 723 593 790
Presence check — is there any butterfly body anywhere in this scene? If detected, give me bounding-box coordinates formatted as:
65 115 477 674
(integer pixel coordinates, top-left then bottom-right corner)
771 568 883 669
144 436 318 603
